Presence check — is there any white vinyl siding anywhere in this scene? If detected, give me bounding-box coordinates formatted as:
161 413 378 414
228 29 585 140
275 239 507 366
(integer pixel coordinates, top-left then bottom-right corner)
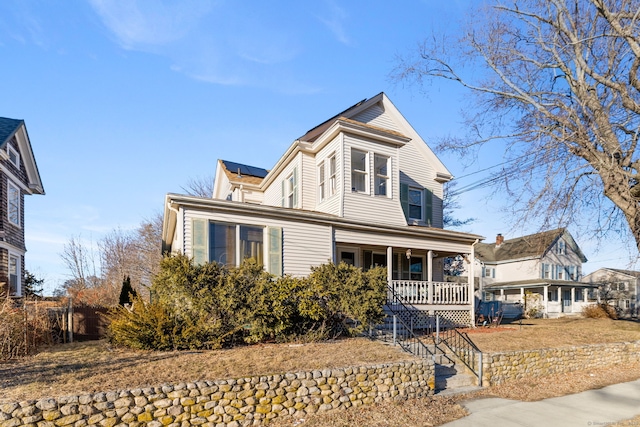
351 103 402 133
342 135 406 226
301 153 315 210
315 136 342 216
262 154 302 208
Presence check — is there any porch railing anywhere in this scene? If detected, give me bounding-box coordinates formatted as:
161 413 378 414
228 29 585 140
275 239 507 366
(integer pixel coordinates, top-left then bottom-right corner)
390 280 470 305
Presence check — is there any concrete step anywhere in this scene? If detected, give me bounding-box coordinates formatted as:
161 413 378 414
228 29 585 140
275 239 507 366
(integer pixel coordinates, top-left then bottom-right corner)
435 363 478 391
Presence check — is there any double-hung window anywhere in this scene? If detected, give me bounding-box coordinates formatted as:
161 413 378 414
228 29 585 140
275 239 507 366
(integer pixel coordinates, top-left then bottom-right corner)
318 161 326 202
374 154 389 196
7 180 20 227
541 263 550 279
408 187 423 221
281 167 298 208
328 155 336 196
9 254 19 296
351 149 368 193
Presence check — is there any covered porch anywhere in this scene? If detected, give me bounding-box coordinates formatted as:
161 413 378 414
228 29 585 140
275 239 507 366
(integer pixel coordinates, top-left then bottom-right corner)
484 280 598 318
334 239 477 326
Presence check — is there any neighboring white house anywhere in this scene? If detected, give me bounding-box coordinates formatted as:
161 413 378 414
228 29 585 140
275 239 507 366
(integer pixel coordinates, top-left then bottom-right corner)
162 92 483 326
583 268 640 317
470 229 594 318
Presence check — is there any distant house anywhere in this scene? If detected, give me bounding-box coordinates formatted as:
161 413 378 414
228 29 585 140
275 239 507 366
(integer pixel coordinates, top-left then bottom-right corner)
582 268 640 317
471 229 594 318
163 93 483 326
0 118 44 297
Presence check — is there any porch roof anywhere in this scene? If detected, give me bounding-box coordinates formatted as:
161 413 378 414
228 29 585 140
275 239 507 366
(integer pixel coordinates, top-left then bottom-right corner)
485 279 598 290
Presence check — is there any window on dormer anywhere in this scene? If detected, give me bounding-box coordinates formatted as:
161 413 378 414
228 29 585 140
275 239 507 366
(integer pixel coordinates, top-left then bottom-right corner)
374 154 389 196
318 161 325 202
7 145 19 169
7 180 20 227
557 240 566 255
329 155 336 196
351 149 368 193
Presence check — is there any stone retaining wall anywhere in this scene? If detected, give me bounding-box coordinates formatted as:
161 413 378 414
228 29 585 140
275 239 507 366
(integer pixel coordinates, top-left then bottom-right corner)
0 361 434 427
482 341 640 385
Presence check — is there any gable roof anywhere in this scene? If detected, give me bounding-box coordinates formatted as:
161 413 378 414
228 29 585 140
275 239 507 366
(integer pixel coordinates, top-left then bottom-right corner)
0 117 44 195
588 268 640 279
476 228 587 263
0 117 23 146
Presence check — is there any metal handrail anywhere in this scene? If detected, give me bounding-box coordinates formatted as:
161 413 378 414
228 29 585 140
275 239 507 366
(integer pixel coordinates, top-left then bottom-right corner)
437 318 483 386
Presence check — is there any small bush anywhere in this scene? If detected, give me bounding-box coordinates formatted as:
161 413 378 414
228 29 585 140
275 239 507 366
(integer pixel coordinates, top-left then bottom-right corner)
582 303 618 319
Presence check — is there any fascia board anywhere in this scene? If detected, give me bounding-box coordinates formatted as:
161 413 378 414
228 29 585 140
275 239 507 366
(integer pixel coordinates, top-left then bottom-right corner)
165 193 484 245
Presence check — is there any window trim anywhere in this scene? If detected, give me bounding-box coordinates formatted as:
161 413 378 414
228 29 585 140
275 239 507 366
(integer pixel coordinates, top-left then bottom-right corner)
318 160 326 202
328 155 337 196
8 253 20 297
374 154 390 197
7 145 20 169
351 149 369 193
7 180 20 227
408 187 423 221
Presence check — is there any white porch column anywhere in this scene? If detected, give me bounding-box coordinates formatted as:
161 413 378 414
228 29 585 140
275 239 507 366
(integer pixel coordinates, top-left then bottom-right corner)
558 286 562 313
427 250 433 282
469 242 477 326
544 285 549 316
386 246 393 285
571 288 576 313
500 288 505 301
520 287 525 303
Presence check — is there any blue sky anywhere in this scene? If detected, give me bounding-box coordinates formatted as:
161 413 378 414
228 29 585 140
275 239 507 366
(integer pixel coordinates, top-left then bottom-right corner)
0 0 636 294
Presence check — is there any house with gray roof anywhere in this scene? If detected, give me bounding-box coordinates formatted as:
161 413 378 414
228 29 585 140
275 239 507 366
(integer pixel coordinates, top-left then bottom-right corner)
163 93 484 326
583 268 640 317
0 117 44 297
471 229 594 318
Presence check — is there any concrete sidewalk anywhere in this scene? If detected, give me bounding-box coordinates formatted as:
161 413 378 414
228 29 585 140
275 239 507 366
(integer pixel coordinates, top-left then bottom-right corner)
442 379 640 427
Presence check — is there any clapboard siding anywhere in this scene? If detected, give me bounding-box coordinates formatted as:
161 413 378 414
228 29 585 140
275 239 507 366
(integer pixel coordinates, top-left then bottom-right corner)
301 153 315 210
351 104 401 133
182 207 332 277
341 135 406 226
314 135 342 216
263 154 302 208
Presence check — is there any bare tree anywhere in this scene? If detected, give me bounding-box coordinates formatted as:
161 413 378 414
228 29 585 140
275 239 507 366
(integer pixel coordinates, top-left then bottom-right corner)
394 0 640 251
443 181 475 229
181 175 214 198
59 235 104 303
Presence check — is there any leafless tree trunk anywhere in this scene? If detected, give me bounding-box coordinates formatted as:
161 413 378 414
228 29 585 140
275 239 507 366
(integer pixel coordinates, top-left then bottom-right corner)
394 0 640 251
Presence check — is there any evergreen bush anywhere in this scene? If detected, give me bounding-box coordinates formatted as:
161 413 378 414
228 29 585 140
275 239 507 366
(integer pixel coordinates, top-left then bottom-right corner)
107 255 388 350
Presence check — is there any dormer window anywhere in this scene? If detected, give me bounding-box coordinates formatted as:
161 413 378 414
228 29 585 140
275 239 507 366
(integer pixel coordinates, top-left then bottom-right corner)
351 149 368 193
7 145 19 169
374 155 389 196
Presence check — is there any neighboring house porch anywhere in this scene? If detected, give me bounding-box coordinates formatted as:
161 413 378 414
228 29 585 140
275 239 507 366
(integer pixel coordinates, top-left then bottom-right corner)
484 279 597 318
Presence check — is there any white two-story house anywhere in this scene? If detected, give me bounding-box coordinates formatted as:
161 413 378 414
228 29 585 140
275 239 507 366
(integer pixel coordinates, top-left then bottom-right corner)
162 93 483 325
473 229 594 318
582 268 640 317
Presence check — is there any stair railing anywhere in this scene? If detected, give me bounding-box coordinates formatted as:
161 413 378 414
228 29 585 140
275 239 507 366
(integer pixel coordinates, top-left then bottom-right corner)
437 318 483 386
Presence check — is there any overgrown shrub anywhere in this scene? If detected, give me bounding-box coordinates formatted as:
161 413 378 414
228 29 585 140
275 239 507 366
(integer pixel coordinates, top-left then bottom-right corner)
107 255 388 350
582 303 618 319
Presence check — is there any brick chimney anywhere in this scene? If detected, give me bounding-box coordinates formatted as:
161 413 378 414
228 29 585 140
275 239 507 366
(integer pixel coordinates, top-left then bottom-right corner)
496 233 504 246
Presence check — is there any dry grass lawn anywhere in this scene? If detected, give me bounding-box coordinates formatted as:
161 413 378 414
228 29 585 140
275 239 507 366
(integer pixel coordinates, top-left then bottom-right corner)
463 317 640 352
2 317 640 426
